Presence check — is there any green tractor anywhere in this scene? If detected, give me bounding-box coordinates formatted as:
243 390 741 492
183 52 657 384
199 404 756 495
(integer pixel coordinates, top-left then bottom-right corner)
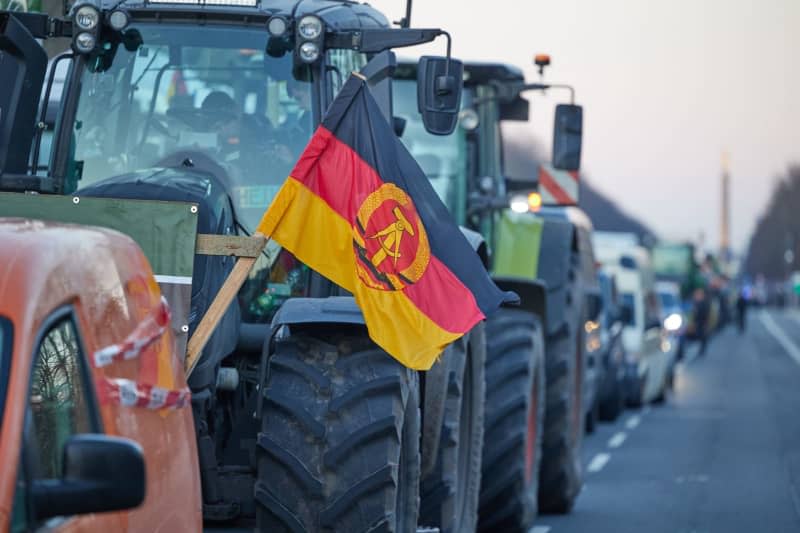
395 56 598 528
0 2 485 530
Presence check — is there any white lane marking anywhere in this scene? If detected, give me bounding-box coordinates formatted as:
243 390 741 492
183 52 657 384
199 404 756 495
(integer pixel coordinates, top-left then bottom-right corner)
608 431 627 448
529 527 551 533
759 311 800 366
625 415 641 429
587 452 611 473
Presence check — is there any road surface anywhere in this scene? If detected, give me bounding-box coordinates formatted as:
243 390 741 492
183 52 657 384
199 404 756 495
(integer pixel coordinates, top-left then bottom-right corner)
536 308 800 533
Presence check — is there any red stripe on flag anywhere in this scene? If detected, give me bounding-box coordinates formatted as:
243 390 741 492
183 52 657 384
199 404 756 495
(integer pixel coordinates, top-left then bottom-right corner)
403 256 484 334
539 166 573 204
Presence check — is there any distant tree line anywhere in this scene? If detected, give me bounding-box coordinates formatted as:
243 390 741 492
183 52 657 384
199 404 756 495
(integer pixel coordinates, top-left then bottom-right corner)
744 164 800 280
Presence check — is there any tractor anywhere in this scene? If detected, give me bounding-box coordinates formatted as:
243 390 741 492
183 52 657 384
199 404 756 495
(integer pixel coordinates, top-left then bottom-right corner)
0 1 481 530
394 56 599 527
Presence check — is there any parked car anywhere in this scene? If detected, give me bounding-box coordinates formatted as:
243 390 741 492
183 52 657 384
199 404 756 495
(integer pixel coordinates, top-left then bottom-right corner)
0 219 202 532
594 270 627 421
594 233 675 405
657 281 686 360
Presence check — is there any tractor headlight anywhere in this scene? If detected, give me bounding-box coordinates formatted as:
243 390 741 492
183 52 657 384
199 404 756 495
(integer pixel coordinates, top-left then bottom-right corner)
108 9 130 31
458 108 479 131
664 313 683 332
297 16 323 40
74 5 100 31
510 195 529 213
298 41 320 63
73 31 97 53
267 16 288 37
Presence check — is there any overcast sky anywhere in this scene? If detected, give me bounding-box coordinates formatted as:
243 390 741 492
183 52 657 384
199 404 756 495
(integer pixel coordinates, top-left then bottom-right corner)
370 0 800 253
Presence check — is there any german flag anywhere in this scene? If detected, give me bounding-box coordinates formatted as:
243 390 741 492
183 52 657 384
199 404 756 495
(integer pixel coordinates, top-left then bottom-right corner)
258 75 516 370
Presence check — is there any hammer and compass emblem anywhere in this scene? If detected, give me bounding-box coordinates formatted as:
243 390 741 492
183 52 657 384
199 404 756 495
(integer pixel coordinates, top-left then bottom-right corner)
354 184 430 291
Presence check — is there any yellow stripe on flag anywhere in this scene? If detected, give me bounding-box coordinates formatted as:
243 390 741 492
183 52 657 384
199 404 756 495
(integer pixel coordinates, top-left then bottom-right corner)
258 177 459 370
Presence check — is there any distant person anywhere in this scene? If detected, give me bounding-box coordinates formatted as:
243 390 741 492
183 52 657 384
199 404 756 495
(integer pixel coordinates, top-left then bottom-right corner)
692 287 711 355
736 289 748 333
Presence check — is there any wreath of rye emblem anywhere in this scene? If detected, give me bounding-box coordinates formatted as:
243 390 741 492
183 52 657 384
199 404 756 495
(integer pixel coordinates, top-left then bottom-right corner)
353 183 431 291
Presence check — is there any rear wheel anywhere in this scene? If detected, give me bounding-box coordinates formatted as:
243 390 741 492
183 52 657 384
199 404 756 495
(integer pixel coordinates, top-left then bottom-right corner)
255 329 420 532
478 310 545 533
539 264 585 514
420 323 486 533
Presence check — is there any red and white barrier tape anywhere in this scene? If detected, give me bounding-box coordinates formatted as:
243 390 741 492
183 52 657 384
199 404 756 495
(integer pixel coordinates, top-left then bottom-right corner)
99 378 191 410
93 296 172 368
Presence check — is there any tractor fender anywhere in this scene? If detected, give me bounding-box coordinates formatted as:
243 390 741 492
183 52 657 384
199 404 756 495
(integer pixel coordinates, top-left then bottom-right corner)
491 276 548 325
270 296 366 330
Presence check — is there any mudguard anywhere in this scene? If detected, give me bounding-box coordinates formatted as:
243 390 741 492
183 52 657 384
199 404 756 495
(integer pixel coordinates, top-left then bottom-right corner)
492 276 548 324
269 296 366 329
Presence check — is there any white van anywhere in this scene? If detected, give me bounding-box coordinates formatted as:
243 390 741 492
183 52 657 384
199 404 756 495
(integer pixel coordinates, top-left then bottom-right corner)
593 233 675 405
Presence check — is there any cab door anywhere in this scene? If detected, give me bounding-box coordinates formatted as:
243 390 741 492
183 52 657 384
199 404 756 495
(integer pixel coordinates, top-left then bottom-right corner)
9 308 128 532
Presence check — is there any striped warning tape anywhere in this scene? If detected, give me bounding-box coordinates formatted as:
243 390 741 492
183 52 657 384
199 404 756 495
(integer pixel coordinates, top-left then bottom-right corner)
99 378 191 410
93 296 171 368
539 163 579 205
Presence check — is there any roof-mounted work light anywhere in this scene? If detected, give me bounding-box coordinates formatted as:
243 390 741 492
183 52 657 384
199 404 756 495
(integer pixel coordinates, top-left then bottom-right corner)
71 3 101 54
295 15 324 64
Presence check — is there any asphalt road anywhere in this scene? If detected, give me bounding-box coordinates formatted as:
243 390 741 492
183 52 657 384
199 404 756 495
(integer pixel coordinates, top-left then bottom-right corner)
536 307 800 533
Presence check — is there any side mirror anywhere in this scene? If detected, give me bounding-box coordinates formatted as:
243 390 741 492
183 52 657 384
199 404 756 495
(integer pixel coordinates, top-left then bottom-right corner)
619 303 634 326
552 103 583 171
31 435 146 520
417 55 463 136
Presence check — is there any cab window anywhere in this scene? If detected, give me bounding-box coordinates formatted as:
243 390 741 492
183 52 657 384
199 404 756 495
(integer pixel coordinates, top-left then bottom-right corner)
328 49 367 97
27 314 98 478
11 311 100 533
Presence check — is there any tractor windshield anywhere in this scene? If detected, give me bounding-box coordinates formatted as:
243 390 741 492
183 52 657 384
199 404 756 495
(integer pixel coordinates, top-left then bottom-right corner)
393 78 469 225
70 24 312 230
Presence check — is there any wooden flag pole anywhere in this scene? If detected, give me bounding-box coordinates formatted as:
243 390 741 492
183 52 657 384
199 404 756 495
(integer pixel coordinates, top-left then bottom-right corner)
185 233 268 377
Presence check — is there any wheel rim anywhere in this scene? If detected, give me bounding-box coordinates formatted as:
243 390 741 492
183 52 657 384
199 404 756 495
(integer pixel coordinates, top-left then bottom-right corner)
525 365 539 485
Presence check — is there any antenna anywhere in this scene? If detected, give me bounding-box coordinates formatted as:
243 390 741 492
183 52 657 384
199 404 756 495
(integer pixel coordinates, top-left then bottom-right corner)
396 0 413 28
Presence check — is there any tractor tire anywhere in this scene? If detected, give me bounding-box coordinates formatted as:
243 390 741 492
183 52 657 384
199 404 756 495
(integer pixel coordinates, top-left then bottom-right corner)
419 322 486 533
477 309 545 533
255 329 420 533
538 260 585 515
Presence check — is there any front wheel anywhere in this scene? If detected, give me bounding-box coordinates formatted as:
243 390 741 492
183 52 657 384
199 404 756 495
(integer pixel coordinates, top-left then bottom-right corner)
255 328 420 532
478 309 545 532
